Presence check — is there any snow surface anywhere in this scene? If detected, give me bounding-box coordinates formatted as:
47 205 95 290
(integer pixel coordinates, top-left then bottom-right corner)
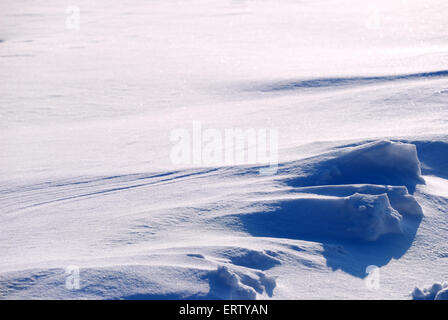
1 0 448 299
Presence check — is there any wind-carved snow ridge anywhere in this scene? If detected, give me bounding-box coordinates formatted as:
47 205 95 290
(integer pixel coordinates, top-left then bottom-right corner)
412 282 448 300
240 192 405 241
295 184 423 218
238 140 426 242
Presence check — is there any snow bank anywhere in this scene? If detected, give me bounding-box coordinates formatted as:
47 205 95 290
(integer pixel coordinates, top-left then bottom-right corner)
412 282 448 300
259 140 425 242
290 140 425 192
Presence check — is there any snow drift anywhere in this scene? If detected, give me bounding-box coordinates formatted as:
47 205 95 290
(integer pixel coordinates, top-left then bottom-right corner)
237 140 424 242
412 282 448 300
239 192 403 242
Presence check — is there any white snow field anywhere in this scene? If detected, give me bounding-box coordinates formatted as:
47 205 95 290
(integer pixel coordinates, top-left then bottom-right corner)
1 0 448 299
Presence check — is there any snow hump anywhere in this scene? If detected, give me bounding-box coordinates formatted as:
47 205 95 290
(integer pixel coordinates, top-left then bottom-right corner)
289 140 425 192
241 192 404 242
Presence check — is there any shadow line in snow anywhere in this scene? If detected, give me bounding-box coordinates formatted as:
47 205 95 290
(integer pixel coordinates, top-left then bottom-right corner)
256 70 448 92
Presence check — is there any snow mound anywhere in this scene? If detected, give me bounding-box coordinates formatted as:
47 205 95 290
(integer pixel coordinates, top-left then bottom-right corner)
250 140 426 242
412 282 448 300
296 184 423 217
206 266 276 300
289 140 425 192
240 192 403 242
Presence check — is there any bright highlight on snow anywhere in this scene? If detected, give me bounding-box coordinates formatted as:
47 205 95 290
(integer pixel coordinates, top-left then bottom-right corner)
0 0 447 300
